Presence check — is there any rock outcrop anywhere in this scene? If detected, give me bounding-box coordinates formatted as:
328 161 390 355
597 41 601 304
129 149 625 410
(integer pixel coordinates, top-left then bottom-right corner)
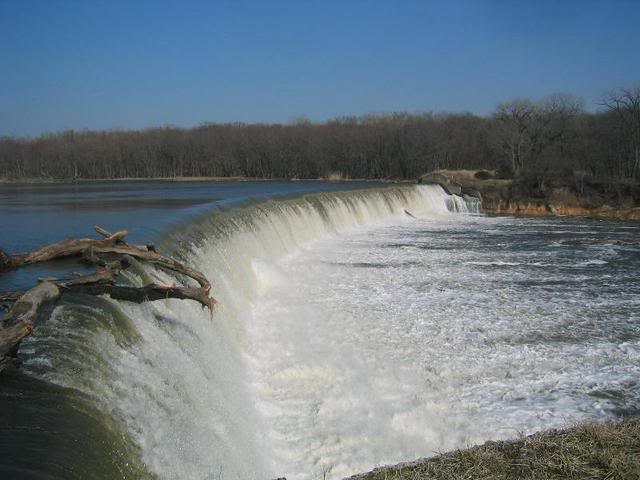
419 169 640 221
418 172 462 195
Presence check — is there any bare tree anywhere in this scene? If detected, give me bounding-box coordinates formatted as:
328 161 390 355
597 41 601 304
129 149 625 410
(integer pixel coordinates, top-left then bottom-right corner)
491 99 538 174
602 85 640 178
0 87 637 184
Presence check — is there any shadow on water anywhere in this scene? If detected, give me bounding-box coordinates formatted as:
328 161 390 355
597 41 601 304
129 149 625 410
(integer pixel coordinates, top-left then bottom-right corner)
0 371 151 480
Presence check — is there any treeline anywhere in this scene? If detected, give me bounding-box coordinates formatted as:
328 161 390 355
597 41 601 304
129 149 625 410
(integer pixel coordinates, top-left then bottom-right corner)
1 86 639 184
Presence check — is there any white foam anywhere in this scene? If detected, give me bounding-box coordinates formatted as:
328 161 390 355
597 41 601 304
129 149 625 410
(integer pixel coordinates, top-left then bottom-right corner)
574 259 608 266
26 185 475 480
24 185 636 480
243 214 639 479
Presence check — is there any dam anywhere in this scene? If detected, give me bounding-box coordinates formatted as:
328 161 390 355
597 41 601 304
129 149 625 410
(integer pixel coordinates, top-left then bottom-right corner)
0 181 637 479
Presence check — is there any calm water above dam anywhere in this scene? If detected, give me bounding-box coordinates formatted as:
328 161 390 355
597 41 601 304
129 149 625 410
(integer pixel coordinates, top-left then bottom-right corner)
0 181 638 480
0 180 377 292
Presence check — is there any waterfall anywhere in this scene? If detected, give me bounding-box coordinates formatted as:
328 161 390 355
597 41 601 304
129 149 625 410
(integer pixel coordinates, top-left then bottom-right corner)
20 185 478 479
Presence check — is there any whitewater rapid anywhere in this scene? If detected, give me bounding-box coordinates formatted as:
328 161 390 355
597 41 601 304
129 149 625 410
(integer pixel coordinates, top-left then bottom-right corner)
246 216 640 478
18 184 639 480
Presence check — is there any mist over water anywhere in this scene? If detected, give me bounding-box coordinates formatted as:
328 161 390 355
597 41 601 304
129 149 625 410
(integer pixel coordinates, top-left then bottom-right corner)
6 184 639 479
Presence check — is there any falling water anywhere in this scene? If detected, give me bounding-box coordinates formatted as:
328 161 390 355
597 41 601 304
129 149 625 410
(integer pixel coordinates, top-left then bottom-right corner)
10 184 639 480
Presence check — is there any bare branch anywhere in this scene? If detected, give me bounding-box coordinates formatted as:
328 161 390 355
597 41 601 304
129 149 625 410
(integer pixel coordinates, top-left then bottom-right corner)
0 227 216 373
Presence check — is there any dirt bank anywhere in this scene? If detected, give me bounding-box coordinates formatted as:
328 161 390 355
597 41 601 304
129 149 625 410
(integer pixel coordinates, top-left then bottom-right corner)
420 170 640 221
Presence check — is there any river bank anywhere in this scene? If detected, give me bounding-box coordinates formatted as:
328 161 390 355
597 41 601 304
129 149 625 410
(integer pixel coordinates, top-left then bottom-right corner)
420 170 640 221
346 419 639 480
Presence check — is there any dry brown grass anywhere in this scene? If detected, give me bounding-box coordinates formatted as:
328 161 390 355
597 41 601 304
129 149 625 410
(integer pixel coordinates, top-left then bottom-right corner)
348 419 640 480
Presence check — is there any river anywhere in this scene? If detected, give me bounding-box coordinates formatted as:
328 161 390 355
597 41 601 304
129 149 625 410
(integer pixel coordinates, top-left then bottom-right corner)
0 181 637 479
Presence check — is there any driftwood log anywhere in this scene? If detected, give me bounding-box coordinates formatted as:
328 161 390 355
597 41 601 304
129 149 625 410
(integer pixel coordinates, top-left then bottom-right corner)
0 226 215 373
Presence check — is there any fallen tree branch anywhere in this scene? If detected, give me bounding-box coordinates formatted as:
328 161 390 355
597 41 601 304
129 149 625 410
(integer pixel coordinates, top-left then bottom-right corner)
0 226 215 373
89 245 210 290
1 226 210 293
0 228 130 269
66 283 215 310
0 292 24 303
94 225 128 241
1 281 60 358
56 257 215 310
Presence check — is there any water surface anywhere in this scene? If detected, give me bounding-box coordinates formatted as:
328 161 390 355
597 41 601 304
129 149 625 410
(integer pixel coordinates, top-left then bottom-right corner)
0 180 377 291
0 182 638 480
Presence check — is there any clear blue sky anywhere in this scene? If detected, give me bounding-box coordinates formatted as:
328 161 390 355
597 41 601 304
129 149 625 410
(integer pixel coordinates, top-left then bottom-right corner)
1 0 639 137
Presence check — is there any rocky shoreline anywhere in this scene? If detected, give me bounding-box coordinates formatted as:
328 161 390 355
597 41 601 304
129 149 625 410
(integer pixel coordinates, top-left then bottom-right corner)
481 199 640 221
420 170 640 221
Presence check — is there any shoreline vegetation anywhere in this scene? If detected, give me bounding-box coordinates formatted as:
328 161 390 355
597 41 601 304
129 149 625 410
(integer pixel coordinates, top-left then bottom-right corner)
2 85 639 221
346 419 640 480
2 87 639 187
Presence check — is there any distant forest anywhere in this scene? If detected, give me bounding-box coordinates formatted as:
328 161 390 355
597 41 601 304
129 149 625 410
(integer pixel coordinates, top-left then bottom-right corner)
1 86 639 188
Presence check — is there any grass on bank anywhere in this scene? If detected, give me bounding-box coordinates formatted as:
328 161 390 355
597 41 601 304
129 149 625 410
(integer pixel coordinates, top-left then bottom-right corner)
350 419 640 480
